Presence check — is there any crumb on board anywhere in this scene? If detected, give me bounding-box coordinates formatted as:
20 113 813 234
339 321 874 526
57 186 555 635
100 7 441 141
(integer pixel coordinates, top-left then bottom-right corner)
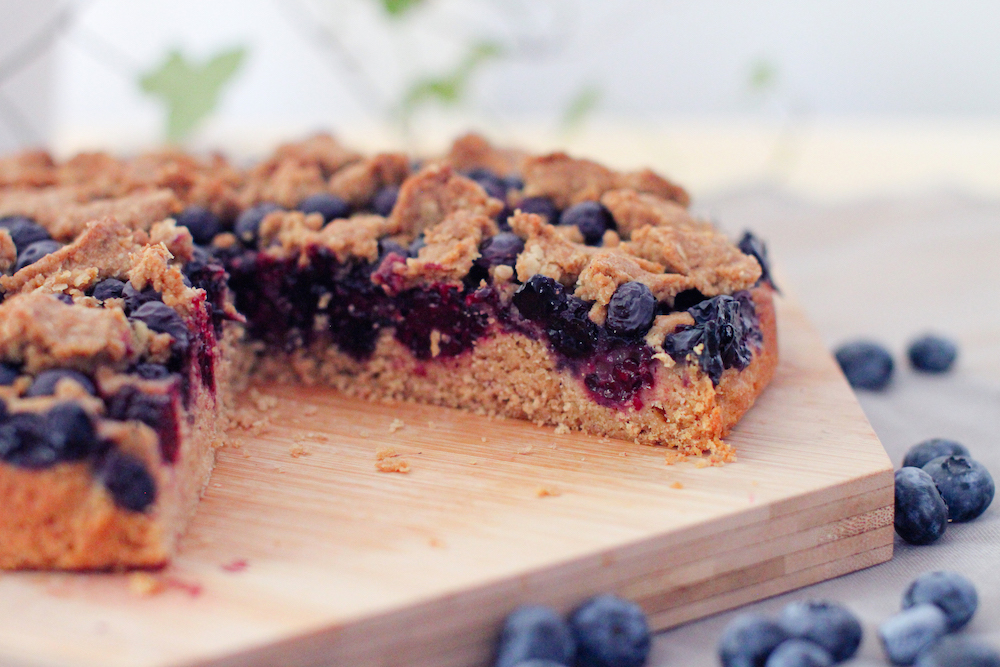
536 485 561 498
618 451 628 457
694 458 711 469
375 446 411 473
289 443 311 458
553 423 570 435
480 437 487 443
664 451 689 465
670 481 684 490
359 428 372 438
128 572 165 597
248 388 278 412
388 418 405 433
517 445 533 455
428 537 445 548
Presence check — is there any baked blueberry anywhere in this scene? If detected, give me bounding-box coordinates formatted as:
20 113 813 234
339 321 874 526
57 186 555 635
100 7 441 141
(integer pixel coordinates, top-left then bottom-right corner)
903 439 970 470
518 197 560 224
131 363 172 380
915 636 1000 667
467 169 508 201
13 239 62 273
0 362 17 385
778 600 862 663
908 335 958 373
95 450 157 512
561 201 613 245
569 595 650 667
606 282 656 337
121 282 162 313
878 604 948 666
24 368 96 397
834 341 893 390
234 202 282 244
922 456 994 522
408 234 426 257
130 301 190 352
0 215 50 251
546 296 599 358
765 639 833 667
298 193 351 222
46 402 100 461
894 467 949 545
372 185 399 217
377 239 408 260
718 613 789 667
494 605 575 667
664 292 761 385
0 412 62 467
478 232 524 269
54 293 74 305
903 571 978 631
92 278 126 301
738 231 778 291
504 174 525 191
176 206 221 245
513 275 566 321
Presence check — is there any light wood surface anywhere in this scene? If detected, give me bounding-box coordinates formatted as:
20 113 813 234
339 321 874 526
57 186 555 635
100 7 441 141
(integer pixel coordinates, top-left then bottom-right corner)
0 294 893 667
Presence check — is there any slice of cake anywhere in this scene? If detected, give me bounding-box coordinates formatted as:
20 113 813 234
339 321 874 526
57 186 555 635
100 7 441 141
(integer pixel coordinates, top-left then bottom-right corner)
0 134 777 569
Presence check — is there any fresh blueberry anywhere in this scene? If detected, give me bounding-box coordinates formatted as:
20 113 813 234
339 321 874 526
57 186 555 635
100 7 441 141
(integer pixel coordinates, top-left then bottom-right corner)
513 275 566 321
13 239 62 273
765 640 834 667
908 335 958 373
518 197 560 224
478 232 525 269
903 439 971 470
91 278 126 301
298 193 351 222
606 282 656 337
176 206 221 245
879 604 948 666
569 595 650 667
0 215 50 251
494 605 575 667
903 571 978 631
718 614 790 667
95 450 157 512
131 363 172 380
835 341 893 390
372 185 399 217
0 412 57 468
234 202 282 244
0 363 17 385
129 301 190 352
895 467 949 545
46 402 100 461
24 368 96 397
121 282 162 313
561 201 613 246
922 456 994 522
778 600 862 663
915 636 1000 667
738 231 778 291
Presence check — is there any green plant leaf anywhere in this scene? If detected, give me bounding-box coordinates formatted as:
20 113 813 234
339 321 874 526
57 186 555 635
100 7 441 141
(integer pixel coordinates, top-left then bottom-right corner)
140 46 247 143
748 59 778 93
401 40 503 113
561 84 601 129
379 0 424 17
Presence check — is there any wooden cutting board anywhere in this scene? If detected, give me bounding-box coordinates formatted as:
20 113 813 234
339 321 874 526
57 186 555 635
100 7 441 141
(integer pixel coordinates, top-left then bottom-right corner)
0 294 893 667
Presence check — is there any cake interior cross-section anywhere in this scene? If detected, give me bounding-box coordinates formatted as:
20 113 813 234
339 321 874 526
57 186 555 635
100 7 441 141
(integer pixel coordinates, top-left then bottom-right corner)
0 133 778 569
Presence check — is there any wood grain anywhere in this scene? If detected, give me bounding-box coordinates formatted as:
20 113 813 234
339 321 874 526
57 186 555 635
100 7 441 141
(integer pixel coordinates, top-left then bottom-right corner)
0 293 893 667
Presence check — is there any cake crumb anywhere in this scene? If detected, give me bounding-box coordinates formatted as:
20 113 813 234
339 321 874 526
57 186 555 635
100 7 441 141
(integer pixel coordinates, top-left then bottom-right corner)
388 418 405 433
249 388 278 411
128 572 165 597
553 423 570 435
517 445 533 455
670 481 684 490
664 452 689 465
480 437 487 443
375 446 411 472
289 443 311 458
536 486 561 498
694 458 711 469
618 451 628 457
359 428 372 437
428 537 445 548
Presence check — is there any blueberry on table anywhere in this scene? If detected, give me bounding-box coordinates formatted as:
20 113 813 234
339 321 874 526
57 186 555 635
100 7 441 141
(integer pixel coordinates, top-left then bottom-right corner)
13 239 62 273
778 600 862 663
895 467 949 545
176 206 221 245
91 278 126 301
561 201 614 245
765 639 833 667
569 595 650 667
834 341 894 390
372 185 399 217
903 439 970 470
297 193 351 222
518 196 560 224
606 282 657 338
879 604 948 665
0 215 50 251
96 450 157 512
908 335 958 373
922 456 994 522
915 636 1000 667
234 202 282 244
902 571 978 632
494 605 575 667
129 301 190 352
24 368 96 397
718 614 790 667
46 402 100 461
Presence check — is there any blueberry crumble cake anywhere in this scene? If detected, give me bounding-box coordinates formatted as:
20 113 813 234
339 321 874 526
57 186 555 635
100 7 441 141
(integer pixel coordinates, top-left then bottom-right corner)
0 133 777 569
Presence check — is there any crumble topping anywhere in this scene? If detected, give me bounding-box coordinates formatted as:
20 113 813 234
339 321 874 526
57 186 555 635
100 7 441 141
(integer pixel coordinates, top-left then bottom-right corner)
127 244 200 316
148 218 194 264
391 209 498 290
387 164 504 241
445 132 527 178
328 153 409 207
510 211 597 287
0 229 14 273
0 149 56 188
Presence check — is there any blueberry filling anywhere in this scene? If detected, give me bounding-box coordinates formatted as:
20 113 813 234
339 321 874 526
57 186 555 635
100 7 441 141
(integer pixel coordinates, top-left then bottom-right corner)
606 282 656 338
121 282 162 313
91 278 126 301
0 403 102 468
298 193 350 222
0 215 50 252
130 301 190 353
106 386 180 462
176 206 221 245
234 202 282 245
24 368 96 397
372 185 399 217
95 450 157 512
663 292 762 385
517 196 560 224
561 201 614 245
13 239 62 273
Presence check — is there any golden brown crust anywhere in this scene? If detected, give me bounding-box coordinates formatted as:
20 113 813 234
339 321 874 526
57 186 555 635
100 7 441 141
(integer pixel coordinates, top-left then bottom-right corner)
445 133 528 177
328 153 410 207
387 164 503 241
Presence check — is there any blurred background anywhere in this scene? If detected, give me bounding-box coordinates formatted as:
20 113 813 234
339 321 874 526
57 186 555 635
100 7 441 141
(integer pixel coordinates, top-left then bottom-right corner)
4 0 1000 201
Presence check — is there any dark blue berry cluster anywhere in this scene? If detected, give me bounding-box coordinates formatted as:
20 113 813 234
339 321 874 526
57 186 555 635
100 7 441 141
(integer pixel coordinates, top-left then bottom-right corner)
494 595 651 667
894 439 994 545
718 600 862 667
879 571 992 666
